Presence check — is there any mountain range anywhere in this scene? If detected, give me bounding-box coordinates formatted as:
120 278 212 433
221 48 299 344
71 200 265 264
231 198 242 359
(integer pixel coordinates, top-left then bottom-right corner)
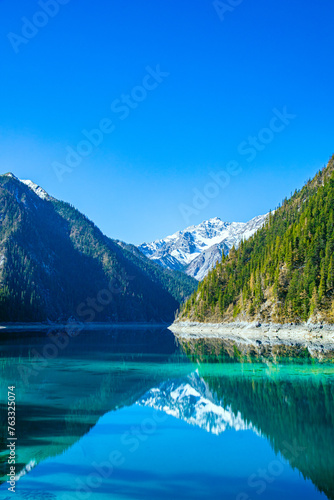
139 214 268 281
138 371 256 435
178 155 334 324
3 154 334 325
0 173 197 323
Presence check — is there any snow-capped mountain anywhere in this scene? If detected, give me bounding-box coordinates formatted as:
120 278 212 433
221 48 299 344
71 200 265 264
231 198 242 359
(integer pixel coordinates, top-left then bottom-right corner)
139 214 269 281
0 173 197 323
20 179 51 200
4 173 51 201
138 371 256 435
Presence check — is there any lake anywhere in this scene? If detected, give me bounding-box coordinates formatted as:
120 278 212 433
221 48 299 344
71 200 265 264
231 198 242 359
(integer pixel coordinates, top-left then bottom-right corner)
0 326 333 500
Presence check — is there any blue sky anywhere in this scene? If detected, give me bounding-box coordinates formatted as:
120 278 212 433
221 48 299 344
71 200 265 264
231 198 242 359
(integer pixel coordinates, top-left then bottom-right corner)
0 0 334 244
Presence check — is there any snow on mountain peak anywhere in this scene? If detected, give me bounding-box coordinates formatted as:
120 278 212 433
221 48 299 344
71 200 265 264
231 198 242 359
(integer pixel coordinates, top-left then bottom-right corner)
1 173 52 201
20 179 50 200
139 213 269 280
4 172 18 179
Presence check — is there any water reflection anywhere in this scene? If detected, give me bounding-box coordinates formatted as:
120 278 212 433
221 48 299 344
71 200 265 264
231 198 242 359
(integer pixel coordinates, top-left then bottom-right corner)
0 327 187 485
0 328 333 499
177 335 334 500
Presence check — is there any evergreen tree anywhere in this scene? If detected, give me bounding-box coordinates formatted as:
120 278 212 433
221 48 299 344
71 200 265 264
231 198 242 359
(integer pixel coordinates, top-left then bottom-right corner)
179 155 334 324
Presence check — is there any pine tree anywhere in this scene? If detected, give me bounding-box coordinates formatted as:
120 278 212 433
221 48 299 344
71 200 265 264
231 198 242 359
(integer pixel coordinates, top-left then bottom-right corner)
318 263 326 302
180 155 334 324
327 255 334 292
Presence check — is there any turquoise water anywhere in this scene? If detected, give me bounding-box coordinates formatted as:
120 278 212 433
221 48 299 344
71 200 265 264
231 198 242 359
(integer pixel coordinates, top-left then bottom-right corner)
0 327 333 499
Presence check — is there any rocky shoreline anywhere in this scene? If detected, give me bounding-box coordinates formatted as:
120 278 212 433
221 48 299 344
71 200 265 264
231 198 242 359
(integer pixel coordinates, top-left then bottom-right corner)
170 321 334 358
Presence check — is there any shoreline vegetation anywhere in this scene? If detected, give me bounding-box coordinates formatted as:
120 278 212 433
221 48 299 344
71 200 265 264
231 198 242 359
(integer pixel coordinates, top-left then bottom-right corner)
178 156 334 326
171 320 334 359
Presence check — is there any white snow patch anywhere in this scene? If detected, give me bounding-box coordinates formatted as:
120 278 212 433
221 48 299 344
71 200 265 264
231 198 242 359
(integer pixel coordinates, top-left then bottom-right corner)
20 179 50 200
139 214 270 280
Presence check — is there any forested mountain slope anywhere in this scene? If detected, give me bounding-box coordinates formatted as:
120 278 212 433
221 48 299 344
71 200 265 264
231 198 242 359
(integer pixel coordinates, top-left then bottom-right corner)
179 155 334 324
0 174 197 322
139 214 268 281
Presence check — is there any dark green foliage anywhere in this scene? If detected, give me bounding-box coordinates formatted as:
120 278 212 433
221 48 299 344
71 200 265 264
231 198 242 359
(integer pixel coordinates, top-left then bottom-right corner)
114 241 197 303
204 370 334 500
180 155 334 323
0 175 197 323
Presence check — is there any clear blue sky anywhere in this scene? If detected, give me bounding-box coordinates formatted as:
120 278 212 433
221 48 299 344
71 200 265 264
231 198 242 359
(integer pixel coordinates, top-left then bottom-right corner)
0 0 333 244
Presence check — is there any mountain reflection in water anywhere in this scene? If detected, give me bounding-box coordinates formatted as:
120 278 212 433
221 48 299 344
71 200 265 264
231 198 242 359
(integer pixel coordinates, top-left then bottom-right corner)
0 327 333 499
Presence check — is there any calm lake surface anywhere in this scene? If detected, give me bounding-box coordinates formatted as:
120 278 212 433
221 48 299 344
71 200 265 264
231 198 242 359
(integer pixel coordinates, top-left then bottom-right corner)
0 327 333 500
